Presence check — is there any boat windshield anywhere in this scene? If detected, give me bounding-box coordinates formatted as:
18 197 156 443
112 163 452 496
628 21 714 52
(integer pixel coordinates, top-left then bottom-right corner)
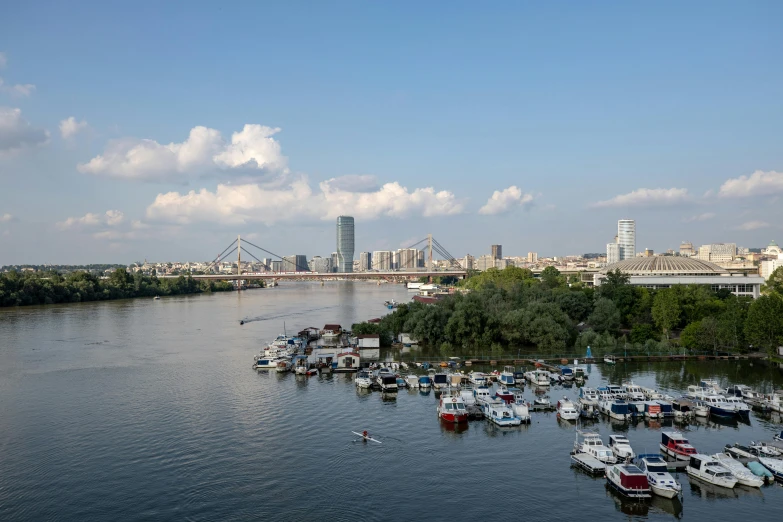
647 464 667 473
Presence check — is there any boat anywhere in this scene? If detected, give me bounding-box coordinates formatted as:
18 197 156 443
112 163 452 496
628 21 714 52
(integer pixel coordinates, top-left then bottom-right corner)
355 371 373 389
432 373 449 390
723 395 751 420
253 356 286 370
573 366 586 380
525 369 550 387
748 441 782 458
437 394 469 423
660 432 697 461
559 366 574 381
510 389 531 423
483 399 522 426
396 377 408 389
700 394 740 418
292 355 309 375
499 366 516 386
418 375 432 389
764 391 783 413
384 299 398 309
643 401 662 419
700 379 723 393
449 373 462 388
153 295 161 300
557 397 579 421
635 454 682 498
725 384 767 407
606 385 627 400
275 358 293 373
686 454 738 488
473 386 493 406
495 385 514 403
604 355 617 365
655 400 674 418
723 443 757 461
713 453 765 488
316 354 334 373
532 395 552 411
320 323 342 341
759 457 783 482
605 464 651 498
513 371 526 385
671 399 696 420
574 430 617 464
747 461 775 483
468 371 488 386
406 374 419 388
334 351 360 373
599 398 633 421
622 382 645 401
376 374 398 392
608 434 635 462
641 387 664 400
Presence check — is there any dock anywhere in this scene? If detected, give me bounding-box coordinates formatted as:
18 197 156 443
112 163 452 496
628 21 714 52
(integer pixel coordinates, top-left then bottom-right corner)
571 453 607 476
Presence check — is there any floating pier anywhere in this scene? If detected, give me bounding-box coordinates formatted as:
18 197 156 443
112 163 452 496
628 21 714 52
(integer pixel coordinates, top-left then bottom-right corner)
571 453 607 475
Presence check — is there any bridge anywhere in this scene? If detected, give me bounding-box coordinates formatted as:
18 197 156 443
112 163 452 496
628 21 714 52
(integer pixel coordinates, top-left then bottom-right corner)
168 233 467 282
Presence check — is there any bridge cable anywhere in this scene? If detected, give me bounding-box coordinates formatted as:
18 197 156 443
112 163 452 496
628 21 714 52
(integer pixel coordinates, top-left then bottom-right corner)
204 239 239 272
241 239 311 272
239 246 271 271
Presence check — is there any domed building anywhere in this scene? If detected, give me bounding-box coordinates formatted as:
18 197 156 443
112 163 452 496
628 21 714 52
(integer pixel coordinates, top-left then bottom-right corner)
595 256 763 298
764 240 782 258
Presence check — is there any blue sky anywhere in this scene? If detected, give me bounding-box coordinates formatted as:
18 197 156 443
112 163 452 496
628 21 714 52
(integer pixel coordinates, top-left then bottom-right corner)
1 1 782 264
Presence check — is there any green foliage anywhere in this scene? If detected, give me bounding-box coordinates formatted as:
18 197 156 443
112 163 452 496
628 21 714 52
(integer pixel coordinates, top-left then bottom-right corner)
745 295 783 355
763 266 783 297
652 288 681 337
588 298 621 334
461 266 535 291
540 266 565 289
351 321 393 346
630 323 657 344
0 269 233 307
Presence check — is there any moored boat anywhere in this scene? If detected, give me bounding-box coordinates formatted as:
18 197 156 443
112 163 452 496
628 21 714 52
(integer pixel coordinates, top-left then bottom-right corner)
499 366 516 386
438 394 469 423
418 375 432 389
606 464 651 498
483 399 522 426
432 373 449 390
525 369 550 387
468 371 488 386
759 456 783 482
686 454 738 489
495 385 514 403
557 397 579 421
635 454 681 498
608 434 635 462
660 432 697 461
275 358 293 373
604 355 617 365
713 453 765 488
622 381 645 401
599 398 633 421
355 370 373 389
574 430 617 464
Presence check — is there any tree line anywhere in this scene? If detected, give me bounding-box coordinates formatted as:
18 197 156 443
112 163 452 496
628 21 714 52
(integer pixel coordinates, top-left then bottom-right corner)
0 268 235 307
352 265 783 357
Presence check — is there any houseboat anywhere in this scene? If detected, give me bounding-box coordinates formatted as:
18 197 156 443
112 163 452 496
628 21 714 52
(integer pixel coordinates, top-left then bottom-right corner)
660 432 697 461
556 397 579 421
316 354 334 373
483 399 522 426
687 454 737 489
320 324 342 341
606 464 652 498
599 398 633 421
275 358 293 373
608 434 635 462
438 394 469 423
574 430 617 464
334 351 360 373
499 366 516 386
635 454 682 498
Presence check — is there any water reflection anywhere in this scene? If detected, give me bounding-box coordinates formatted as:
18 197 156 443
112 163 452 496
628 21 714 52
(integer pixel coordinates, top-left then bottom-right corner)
688 478 738 500
605 486 650 516
650 495 684 518
439 419 468 435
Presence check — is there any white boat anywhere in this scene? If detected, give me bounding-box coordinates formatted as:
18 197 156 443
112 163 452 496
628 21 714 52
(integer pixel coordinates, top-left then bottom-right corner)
764 391 783 413
406 374 419 388
292 355 309 375
713 453 764 488
574 430 617 464
153 295 161 300
355 370 373 389
641 387 664 400
608 434 635 462
483 399 522 426
758 456 783 482
460 389 477 406
606 384 627 400
606 464 651 498
509 388 530 423
468 371 488 386
557 397 579 421
499 366 516 386
749 441 782 458
473 386 493 408
525 369 550 387
604 355 616 365
700 379 723 393
635 454 681 498
254 356 287 370
622 381 645 401
686 454 738 489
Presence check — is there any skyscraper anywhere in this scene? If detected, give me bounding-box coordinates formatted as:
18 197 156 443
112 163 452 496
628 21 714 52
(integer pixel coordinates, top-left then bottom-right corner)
491 244 502 260
606 242 621 264
358 251 372 271
336 216 355 273
617 219 635 260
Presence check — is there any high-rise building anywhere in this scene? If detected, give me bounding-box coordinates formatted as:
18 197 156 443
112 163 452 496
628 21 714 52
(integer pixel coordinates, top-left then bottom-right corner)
527 252 538 263
491 244 503 260
397 248 419 270
476 255 495 271
358 252 372 271
282 254 308 272
309 256 332 273
372 250 392 270
606 242 621 264
336 216 355 273
679 242 694 256
460 255 475 270
696 243 736 263
392 251 400 270
417 250 425 268
270 260 282 272
618 219 636 260
331 252 338 272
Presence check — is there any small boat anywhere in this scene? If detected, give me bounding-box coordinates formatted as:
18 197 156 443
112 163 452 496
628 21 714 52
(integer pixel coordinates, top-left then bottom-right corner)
606 384 627 400
574 430 617 464
406 374 419 388
513 371 526 385
599 399 633 421
254 356 286 370
699 379 722 393
418 375 432 389
660 432 697 461
495 385 514 403
643 401 662 419
557 397 579 421
559 366 574 381
483 399 522 426
473 386 493 406
604 355 617 365
635 454 681 498
432 373 449 390
759 457 783 482
608 434 635 462
573 366 586 380
355 370 373 389
747 461 775 483
468 371 488 386
606 464 651 498
525 369 550 387
396 377 408 389
671 399 696 420
384 299 398 309
641 387 663 400
686 454 738 488
292 355 309 375
499 366 516 386
724 443 759 461
532 395 552 410
153 295 161 300
509 388 530 423
275 359 293 373
713 453 765 488
449 373 462 388
748 441 782 458
438 394 469 423
622 382 645 401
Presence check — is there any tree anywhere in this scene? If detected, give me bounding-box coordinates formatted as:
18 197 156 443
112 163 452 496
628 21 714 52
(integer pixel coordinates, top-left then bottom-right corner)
540 266 564 289
762 266 783 297
744 295 783 355
588 298 621 334
630 323 656 344
555 290 592 322
652 288 681 338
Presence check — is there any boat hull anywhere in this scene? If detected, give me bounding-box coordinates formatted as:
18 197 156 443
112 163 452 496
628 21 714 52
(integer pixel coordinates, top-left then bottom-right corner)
439 412 468 423
651 484 680 499
660 444 692 461
606 478 651 498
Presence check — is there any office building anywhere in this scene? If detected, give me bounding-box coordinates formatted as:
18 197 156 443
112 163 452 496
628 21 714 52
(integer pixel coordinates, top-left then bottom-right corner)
372 251 392 270
491 244 502 260
460 255 475 270
336 216 355 273
606 242 621 265
331 252 338 272
679 242 694 256
696 243 736 264
397 248 419 270
392 251 400 270
358 252 372 271
617 219 635 260
476 255 495 271
527 252 538 263
282 254 308 272
270 260 282 272
309 256 332 273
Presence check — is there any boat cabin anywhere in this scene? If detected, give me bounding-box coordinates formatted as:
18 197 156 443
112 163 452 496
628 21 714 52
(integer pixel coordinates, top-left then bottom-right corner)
377 375 398 391
321 324 342 337
432 373 449 389
418 375 432 388
606 464 651 498
335 351 360 372
661 432 697 459
607 384 626 399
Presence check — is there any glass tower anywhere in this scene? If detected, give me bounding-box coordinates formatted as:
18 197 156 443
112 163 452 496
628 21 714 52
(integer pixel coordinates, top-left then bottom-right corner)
336 216 355 273
617 219 636 261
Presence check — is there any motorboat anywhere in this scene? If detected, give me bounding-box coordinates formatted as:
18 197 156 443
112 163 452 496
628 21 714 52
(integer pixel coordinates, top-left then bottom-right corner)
448 373 463 389
579 387 599 403
292 355 310 375
509 390 530 423
556 397 579 421
406 374 419 388
660 432 697 461
574 430 617 464
604 355 617 365
483 399 522 426
418 375 432 389
473 386 492 406
671 399 696 420
275 358 293 373
723 443 756 461
700 379 723 393
723 395 751 420
641 387 664 400
559 366 574 381
468 372 488 386
532 395 552 411
713 453 765 488
153 295 161 300
432 373 449 390
748 441 782 458
376 374 398 392
499 366 516 386
599 399 633 421
579 399 600 420
396 377 408 389
573 366 586 381
686 454 738 488
635 454 682 498
696 395 736 418
606 464 651 498
747 461 775 483
655 400 674 418
438 394 469 423
643 401 662 419
608 434 635 462
525 369 550 387
606 385 627 400
622 382 645 401
253 356 286 370
725 384 766 407
495 385 514 403
384 299 398 309
597 387 614 402
355 371 373 389
513 371 526 385
758 457 783 482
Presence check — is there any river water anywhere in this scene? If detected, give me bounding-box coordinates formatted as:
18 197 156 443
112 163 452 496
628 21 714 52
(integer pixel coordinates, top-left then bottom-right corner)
1 282 782 521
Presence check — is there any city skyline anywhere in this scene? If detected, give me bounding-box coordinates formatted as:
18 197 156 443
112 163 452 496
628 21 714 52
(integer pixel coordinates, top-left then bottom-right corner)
1 3 782 264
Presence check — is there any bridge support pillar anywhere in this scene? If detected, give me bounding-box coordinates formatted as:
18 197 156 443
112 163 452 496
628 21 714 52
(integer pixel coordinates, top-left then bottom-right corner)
427 234 432 271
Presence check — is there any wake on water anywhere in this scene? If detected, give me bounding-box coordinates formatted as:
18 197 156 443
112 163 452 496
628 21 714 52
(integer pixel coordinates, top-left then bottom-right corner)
240 304 339 325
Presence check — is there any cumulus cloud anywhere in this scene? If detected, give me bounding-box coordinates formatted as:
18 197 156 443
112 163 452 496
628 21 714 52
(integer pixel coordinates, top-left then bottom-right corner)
733 220 770 231
146 179 464 226
0 212 14 222
57 210 125 230
59 117 89 139
321 175 379 193
718 170 783 198
78 124 288 182
478 186 534 215
591 188 689 208
0 107 49 154
0 78 35 97
684 212 715 223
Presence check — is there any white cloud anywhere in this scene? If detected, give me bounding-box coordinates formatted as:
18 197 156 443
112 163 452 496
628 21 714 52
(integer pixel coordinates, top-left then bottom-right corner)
78 124 288 182
0 213 13 223
684 212 715 223
0 107 49 154
146 179 464 226
321 175 379 193
591 187 689 208
478 186 534 215
0 78 35 97
57 210 125 230
59 117 89 139
718 170 783 198
733 220 770 231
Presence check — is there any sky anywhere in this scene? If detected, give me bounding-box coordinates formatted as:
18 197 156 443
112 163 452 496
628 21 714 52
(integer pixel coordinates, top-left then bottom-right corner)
1 1 782 265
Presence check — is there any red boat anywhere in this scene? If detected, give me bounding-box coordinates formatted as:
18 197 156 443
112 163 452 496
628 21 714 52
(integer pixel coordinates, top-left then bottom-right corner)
660 431 697 461
438 394 469 423
606 464 651 498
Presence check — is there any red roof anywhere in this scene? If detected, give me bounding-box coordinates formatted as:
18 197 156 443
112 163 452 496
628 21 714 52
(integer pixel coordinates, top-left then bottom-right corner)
367 318 382 323
323 324 342 331
337 351 360 357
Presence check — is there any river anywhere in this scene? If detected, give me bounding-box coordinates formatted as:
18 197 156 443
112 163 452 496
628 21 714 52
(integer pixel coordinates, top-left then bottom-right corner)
1 282 782 521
